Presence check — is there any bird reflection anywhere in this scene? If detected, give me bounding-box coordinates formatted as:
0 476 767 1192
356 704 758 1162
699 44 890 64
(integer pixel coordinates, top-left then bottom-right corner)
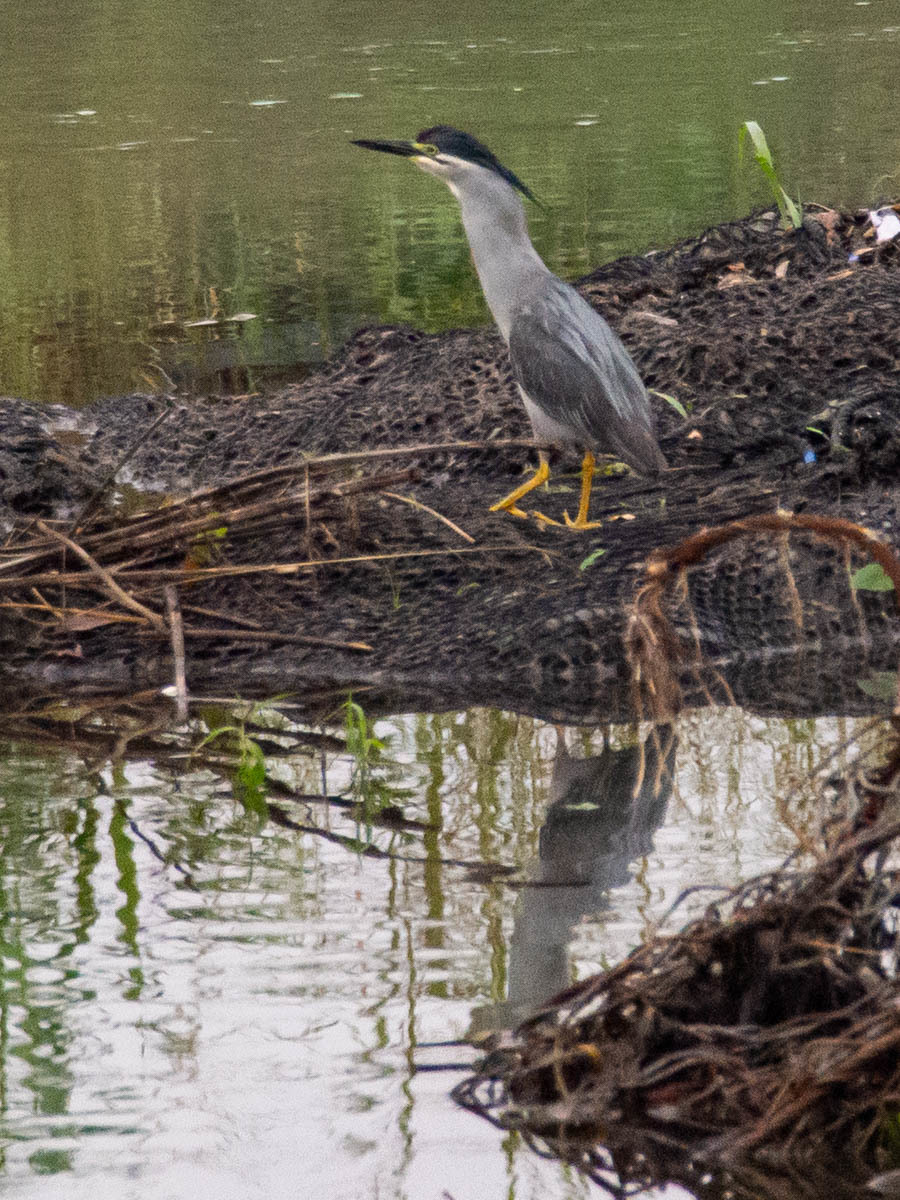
470 723 676 1037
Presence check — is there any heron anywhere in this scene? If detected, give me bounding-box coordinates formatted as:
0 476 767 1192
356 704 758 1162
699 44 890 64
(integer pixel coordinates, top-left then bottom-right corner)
352 125 666 528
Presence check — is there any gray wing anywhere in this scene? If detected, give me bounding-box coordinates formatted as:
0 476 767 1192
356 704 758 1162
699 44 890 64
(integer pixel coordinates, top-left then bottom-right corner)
508 278 665 475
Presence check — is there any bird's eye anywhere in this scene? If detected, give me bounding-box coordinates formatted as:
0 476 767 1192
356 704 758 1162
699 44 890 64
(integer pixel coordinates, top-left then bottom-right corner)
415 142 439 156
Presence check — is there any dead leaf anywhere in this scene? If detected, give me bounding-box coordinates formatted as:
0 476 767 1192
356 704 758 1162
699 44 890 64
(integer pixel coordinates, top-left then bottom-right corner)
809 208 840 230
805 208 841 245
775 258 789 279
632 310 679 328
717 270 756 290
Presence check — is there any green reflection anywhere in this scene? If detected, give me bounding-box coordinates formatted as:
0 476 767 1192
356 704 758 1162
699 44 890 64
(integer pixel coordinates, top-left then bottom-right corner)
73 798 101 947
109 800 144 997
28 1147 72 1175
0 749 90 1156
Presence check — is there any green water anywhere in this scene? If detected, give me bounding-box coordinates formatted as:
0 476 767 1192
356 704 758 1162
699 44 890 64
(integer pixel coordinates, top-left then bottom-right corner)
1 0 898 404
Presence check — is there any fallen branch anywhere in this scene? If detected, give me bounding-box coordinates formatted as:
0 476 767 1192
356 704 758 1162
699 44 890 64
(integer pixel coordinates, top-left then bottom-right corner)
36 520 166 634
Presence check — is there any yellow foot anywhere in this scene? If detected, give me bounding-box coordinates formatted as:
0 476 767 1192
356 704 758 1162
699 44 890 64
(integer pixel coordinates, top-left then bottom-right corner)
491 501 531 520
490 457 551 517
563 511 603 531
490 502 564 527
529 509 564 527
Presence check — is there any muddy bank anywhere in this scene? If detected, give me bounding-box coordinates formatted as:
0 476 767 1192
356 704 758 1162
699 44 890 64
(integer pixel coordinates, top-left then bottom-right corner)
0 206 898 719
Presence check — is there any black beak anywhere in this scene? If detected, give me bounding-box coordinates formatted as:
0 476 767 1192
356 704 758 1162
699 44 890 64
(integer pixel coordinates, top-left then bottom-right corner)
351 138 423 158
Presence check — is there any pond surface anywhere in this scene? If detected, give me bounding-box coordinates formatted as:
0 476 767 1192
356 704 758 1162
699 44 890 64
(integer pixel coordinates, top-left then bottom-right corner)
0 702 891 1199
1 0 900 403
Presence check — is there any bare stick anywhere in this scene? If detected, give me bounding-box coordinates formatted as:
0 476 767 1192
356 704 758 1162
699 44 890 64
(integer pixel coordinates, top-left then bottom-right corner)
180 602 264 630
86 438 542 521
382 491 476 544
36 521 167 633
304 461 313 562
164 584 188 720
180 625 373 652
0 542 549 593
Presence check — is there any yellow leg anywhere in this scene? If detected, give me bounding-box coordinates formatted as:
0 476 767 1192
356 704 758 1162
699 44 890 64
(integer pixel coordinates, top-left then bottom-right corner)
563 451 603 530
490 454 561 523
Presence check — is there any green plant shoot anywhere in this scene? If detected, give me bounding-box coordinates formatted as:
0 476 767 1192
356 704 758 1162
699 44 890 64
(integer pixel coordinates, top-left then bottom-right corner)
739 121 802 229
579 547 607 571
197 710 269 818
651 389 689 419
340 695 413 832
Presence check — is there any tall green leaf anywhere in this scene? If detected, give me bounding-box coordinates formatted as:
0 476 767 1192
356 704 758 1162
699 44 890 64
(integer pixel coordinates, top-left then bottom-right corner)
739 121 802 229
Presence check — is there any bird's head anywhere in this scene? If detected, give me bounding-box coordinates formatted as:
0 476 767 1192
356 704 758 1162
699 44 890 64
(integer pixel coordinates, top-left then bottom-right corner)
352 125 536 204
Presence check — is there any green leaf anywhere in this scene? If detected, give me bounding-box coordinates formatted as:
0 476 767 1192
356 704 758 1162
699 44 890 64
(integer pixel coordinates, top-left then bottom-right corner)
234 739 268 816
196 722 239 750
739 120 802 229
651 389 689 419
739 120 774 171
850 562 895 592
579 547 607 571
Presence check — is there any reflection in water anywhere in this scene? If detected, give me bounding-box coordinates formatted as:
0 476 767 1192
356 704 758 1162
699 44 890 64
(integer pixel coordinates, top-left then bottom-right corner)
0 707 891 1199
472 725 676 1033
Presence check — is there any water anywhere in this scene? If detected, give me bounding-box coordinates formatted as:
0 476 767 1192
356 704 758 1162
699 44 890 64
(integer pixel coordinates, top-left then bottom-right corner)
0 704 889 1199
1 0 899 403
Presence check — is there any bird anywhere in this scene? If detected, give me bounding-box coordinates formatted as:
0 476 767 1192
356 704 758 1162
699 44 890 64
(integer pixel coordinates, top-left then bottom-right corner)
352 125 666 529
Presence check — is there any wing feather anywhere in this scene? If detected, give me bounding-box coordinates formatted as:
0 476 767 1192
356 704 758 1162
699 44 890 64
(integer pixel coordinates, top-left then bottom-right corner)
508 280 665 474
